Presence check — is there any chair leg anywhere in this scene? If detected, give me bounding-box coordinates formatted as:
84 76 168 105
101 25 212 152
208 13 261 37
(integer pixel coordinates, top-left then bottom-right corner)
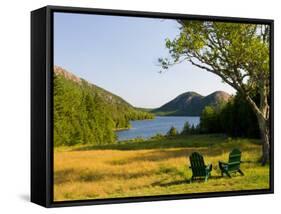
205 173 210 182
238 169 244 176
219 162 226 177
225 171 231 178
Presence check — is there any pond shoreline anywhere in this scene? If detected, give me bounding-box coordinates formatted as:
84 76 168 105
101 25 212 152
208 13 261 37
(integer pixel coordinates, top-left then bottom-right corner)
116 116 200 141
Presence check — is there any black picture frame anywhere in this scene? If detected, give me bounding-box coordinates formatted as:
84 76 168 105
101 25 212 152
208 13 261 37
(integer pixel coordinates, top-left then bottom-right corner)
31 5 274 208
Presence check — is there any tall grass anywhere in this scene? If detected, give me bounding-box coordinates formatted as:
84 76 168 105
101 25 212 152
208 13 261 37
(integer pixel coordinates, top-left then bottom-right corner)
54 135 269 201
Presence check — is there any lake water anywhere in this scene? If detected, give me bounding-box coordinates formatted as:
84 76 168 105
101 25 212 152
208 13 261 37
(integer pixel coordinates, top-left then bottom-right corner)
116 116 200 141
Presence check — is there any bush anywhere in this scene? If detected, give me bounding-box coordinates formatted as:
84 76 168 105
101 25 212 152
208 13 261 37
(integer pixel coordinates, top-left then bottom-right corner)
151 133 165 140
181 122 201 135
190 124 201 134
181 121 191 135
166 126 178 137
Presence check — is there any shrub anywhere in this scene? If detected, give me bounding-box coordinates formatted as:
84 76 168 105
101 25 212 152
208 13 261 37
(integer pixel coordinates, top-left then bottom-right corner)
166 126 178 137
181 122 201 135
151 133 165 140
181 121 191 135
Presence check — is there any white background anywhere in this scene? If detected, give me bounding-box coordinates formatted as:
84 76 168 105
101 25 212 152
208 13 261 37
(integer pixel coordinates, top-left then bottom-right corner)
0 0 280 213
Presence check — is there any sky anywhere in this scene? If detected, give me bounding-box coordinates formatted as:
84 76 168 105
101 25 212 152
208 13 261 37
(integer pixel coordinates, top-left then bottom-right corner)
54 12 236 108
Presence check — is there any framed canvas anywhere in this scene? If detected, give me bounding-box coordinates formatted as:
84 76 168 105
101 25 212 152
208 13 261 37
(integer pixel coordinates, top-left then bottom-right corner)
31 5 274 207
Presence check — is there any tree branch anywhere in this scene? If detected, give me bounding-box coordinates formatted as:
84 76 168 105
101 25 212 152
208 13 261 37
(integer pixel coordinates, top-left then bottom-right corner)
188 58 238 90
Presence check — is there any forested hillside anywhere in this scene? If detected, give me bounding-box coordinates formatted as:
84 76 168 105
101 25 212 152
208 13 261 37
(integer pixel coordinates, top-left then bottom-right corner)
53 66 154 146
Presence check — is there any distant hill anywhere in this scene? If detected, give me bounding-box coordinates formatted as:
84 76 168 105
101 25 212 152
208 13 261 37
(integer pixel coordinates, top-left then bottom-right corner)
152 91 231 116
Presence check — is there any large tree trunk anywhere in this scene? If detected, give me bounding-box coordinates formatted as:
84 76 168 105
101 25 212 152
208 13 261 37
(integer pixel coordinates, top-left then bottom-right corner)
257 115 270 165
245 94 270 165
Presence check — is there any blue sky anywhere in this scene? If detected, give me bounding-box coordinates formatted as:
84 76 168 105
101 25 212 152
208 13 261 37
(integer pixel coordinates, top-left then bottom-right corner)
54 12 236 108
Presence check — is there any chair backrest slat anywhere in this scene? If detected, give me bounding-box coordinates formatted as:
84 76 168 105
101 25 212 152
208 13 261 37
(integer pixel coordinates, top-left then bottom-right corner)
228 149 241 171
190 152 206 176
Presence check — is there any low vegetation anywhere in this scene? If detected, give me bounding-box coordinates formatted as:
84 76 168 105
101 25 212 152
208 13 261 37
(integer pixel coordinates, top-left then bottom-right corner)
54 134 269 201
166 126 178 137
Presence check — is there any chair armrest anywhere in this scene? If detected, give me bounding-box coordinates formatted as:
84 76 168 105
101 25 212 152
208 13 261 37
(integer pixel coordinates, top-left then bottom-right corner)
219 161 228 165
219 161 228 171
206 164 212 172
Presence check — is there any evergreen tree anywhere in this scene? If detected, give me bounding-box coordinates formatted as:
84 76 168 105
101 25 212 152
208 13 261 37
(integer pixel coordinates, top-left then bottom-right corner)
167 126 178 136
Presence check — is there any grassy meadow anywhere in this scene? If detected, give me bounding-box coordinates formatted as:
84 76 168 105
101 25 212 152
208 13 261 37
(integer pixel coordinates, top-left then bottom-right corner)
54 134 270 201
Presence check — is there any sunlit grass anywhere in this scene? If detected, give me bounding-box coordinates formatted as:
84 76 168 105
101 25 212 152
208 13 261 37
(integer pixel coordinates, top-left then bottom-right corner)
54 135 270 201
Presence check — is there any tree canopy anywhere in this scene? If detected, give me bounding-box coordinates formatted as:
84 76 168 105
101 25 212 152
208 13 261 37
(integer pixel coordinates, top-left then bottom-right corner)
159 20 271 164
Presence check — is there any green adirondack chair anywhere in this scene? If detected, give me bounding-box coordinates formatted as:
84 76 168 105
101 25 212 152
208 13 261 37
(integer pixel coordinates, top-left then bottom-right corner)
219 149 244 178
189 152 212 182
